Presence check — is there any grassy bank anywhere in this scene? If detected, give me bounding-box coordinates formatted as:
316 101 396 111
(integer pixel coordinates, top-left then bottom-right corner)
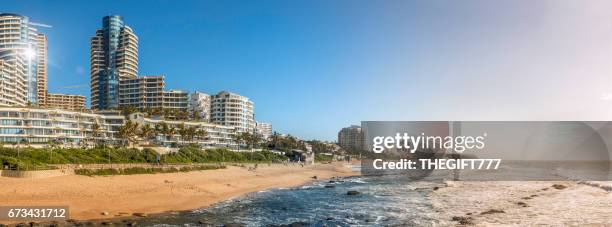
0 146 286 170
74 165 226 176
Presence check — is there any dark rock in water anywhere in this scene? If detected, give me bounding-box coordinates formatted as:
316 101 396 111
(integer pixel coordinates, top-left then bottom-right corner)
324 185 335 188
346 190 361 195
326 217 334 220
224 223 244 227
452 216 474 225
198 220 214 226
328 180 336 183
481 209 505 215
552 184 567 190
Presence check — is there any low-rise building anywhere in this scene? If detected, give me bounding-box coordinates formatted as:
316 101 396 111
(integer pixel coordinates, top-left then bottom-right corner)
129 113 235 148
0 107 124 145
0 107 238 148
44 93 86 111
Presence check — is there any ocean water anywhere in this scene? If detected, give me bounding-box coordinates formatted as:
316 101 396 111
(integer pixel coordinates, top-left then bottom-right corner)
135 174 445 226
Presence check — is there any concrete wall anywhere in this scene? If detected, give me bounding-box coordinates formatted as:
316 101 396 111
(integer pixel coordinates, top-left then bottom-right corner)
0 169 74 179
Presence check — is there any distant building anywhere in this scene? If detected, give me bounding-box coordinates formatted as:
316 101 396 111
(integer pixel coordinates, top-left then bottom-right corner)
256 122 272 139
338 125 363 151
90 15 138 109
118 75 188 111
211 91 255 133
188 91 211 121
45 93 86 111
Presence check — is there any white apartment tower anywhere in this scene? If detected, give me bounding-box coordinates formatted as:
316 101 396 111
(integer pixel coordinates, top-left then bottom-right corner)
211 91 255 133
0 13 48 106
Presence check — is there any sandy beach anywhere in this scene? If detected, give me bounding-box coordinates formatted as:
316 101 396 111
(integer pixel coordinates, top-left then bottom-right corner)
0 163 357 223
430 181 612 225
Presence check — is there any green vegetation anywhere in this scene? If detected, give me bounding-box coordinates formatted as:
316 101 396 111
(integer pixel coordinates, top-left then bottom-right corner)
315 153 333 162
74 165 225 176
0 146 287 170
266 133 307 152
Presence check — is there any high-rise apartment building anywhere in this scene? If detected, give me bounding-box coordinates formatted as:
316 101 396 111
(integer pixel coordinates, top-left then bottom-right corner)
35 33 47 106
338 125 364 151
211 91 255 133
118 75 188 111
119 75 164 109
45 93 86 111
162 90 189 111
90 15 138 109
0 51 28 106
0 13 47 105
188 91 211 121
256 122 272 139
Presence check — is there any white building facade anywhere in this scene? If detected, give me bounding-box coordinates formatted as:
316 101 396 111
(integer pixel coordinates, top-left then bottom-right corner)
188 91 211 121
210 91 255 133
256 122 272 139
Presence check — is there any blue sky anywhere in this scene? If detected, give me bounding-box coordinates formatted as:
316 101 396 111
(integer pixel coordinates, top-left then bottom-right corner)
4 0 612 140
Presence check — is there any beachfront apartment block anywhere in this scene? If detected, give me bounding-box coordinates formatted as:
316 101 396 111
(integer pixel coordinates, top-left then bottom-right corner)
44 93 86 111
189 91 211 121
118 75 188 111
90 15 139 109
211 91 255 133
129 113 235 148
0 107 238 148
162 90 189 111
256 122 272 139
0 107 124 144
0 13 49 105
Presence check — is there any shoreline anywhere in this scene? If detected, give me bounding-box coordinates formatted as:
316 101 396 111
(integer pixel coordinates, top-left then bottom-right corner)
0 162 359 224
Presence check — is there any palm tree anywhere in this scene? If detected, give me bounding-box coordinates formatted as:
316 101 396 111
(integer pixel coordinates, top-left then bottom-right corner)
117 120 139 147
231 133 244 152
91 122 101 147
195 128 208 142
139 124 155 144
